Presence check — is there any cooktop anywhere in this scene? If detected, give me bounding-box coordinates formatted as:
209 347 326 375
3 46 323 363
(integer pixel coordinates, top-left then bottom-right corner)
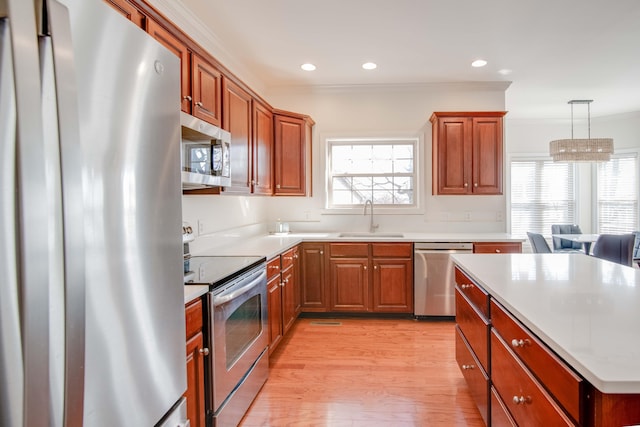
184 255 265 288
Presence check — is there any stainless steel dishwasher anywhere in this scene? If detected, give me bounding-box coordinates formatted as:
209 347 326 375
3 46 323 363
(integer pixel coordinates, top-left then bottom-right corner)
414 242 473 317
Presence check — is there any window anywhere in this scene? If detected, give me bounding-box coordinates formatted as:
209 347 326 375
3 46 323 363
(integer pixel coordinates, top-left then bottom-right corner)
327 138 416 208
596 152 638 233
510 158 576 237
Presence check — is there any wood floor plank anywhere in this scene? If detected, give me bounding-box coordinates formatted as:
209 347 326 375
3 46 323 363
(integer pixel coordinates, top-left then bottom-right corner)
240 318 485 426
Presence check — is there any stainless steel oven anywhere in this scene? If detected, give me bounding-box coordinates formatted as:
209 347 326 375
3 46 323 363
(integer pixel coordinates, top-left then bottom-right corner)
207 262 269 426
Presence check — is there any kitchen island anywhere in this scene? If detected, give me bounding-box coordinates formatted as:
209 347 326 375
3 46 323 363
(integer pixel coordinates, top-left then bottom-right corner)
452 253 640 426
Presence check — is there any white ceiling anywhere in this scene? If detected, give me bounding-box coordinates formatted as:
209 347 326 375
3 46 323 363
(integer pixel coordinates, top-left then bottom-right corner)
179 0 640 119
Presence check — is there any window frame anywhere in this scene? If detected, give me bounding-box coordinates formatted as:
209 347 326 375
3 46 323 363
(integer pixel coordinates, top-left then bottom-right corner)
324 136 421 213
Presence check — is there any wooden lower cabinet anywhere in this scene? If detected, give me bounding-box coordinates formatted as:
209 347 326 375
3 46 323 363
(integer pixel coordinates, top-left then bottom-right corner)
473 241 522 254
491 387 517 427
267 246 300 354
300 242 328 311
184 298 206 427
372 257 413 312
455 326 489 425
330 258 369 311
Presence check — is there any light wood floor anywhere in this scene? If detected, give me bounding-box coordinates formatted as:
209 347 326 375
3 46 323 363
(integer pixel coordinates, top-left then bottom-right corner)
240 318 484 427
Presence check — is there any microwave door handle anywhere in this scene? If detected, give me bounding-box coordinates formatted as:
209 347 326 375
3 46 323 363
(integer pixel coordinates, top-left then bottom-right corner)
213 269 266 307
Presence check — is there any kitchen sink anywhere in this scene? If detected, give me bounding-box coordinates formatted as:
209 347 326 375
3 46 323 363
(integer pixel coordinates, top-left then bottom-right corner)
338 232 404 238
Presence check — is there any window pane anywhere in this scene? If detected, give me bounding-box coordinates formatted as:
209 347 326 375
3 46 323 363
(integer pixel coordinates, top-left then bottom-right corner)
327 138 417 207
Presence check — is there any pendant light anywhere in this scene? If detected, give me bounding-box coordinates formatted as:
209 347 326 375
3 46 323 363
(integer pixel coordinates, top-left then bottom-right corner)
549 100 613 162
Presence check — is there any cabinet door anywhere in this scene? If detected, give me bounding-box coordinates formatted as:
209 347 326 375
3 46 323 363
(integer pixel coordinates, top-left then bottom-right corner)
274 114 306 195
146 19 191 114
472 116 503 194
292 245 301 314
300 243 328 311
267 274 283 354
185 331 206 427
371 258 413 313
222 79 252 194
253 101 274 195
192 55 222 127
105 0 145 28
434 117 472 194
281 265 296 335
330 258 369 312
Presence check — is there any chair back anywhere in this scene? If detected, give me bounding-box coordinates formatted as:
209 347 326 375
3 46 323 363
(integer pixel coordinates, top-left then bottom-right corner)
551 224 583 251
527 232 552 253
633 231 640 264
592 234 635 266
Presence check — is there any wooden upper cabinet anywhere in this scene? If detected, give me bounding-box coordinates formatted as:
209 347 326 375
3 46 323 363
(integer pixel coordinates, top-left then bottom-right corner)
274 111 314 196
146 19 192 114
430 112 506 195
252 100 274 195
222 78 253 194
105 0 146 28
192 55 222 127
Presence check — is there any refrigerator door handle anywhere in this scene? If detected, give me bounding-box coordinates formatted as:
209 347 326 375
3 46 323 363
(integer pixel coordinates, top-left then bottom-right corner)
45 0 87 424
1 0 52 426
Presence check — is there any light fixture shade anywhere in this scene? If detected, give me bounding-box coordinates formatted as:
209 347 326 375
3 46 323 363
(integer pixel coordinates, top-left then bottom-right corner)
550 138 613 162
550 99 614 162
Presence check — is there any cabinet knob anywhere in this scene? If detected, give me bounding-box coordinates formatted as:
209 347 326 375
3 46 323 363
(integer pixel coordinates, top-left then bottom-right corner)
199 347 209 356
183 95 192 102
464 183 468 187
511 338 530 348
461 364 475 370
374 265 378 270
320 251 323 255
293 254 298 259
474 183 478 187
276 184 281 189
363 265 367 270
461 284 472 290
512 395 531 405
195 101 203 107
495 249 501 253
250 180 255 185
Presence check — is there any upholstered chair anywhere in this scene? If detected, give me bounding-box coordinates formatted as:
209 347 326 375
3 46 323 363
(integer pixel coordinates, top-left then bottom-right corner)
527 232 552 254
592 234 636 266
551 224 583 252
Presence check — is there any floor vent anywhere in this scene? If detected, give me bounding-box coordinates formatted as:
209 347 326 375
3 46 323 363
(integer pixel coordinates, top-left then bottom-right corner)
309 321 342 326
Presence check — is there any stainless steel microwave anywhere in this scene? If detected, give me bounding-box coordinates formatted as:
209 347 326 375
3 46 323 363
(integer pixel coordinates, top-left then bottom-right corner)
180 112 231 189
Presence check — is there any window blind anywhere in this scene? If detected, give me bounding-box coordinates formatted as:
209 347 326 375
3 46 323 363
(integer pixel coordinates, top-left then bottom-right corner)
596 153 638 233
510 158 576 237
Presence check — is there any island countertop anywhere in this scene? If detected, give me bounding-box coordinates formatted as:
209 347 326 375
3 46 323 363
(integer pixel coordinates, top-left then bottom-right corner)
451 252 640 394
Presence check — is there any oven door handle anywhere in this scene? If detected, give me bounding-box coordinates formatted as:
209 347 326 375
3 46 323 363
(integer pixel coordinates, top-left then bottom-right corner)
212 269 266 307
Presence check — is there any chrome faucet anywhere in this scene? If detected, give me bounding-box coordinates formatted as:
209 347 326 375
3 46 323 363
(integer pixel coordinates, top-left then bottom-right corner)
363 199 379 233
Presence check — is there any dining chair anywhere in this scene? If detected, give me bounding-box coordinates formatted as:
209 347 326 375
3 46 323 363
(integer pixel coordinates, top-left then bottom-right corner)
592 234 635 266
551 224 583 252
632 231 640 267
527 232 552 253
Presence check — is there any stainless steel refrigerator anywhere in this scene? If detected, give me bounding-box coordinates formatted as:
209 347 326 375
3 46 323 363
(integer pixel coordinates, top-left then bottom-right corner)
1 0 188 425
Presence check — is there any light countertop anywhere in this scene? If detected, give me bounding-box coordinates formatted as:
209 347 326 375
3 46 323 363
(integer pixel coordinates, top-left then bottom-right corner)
184 232 524 304
452 252 640 394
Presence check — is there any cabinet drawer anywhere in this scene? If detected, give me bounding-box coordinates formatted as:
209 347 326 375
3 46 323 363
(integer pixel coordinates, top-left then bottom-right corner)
267 257 281 280
491 330 574 426
455 288 489 371
454 267 489 319
281 248 295 270
490 299 584 423
473 242 522 254
371 243 412 258
491 386 517 427
455 326 488 425
185 298 203 339
329 243 369 257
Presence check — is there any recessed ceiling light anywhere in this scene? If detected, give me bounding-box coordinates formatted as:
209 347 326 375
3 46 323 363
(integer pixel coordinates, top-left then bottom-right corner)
498 69 512 75
362 62 377 70
471 59 487 68
301 63 316 71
